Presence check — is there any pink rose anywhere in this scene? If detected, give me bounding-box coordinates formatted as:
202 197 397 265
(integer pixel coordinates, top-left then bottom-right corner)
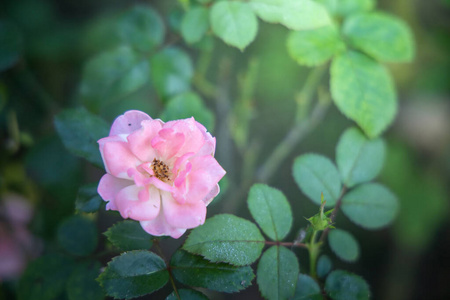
97 111 226 238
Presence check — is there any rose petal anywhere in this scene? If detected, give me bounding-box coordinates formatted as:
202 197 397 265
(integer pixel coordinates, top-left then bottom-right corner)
140 205 186 238
109 110 152 136
202 184 220 206
163 191 207 229
161 118 205 157
127 120 163 162
98 174 133 210
115 185 161 221
100 141 141 179
151 128 185 160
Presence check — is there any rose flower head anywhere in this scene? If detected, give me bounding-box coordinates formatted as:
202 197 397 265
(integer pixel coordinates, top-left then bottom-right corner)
98 110 226 238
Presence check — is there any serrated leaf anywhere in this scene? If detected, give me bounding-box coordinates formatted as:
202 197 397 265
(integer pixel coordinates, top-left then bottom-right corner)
292 274 322 300
343 12 414 62
183 214 265 266
315 0 374 17
257 246 299 300
250 0 331 30
328 229 360 262
316 255 333 279
181 6 209 44
98 251 168 299
287 25 344 66
247 184 293 241
104 220 153 251
151 47 193 99
160 92 215 132
0 19 23 72
54 107 109 167
341 183 399 229
76 183 103 213
210 2 258 50
57 215 98 257
330 51 397 138
171 250 254 293
293 153 342 207
166 289 209 300
325 270 370 300
336 127 385 188
67 261 104 300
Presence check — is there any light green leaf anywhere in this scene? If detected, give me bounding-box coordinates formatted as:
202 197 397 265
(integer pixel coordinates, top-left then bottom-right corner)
98 251 168 299
250 0 331 30
151 47 193 99
57 215 98 257
257 246 299 300
293 153 342 206
328 229 360 262
0 20 23 72
316 255 332 279
336 127 385 187
247 184 293 241
76 183 103 213
183 214 265 266
166 289 209 300
325 270 370 300
210 2 258 50
170 250 254 293
54 107 109 168
67 261 104 300
315 0 374 17
330 51 397 138
181 6 209 44
287 25 344 66
343 12 414 62
160 92 215 131
292 274 322 300
341 183 399 229
104 220 153 251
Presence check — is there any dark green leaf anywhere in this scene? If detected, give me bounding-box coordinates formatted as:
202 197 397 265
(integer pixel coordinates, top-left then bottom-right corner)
292 154 342 207
98 251 169 299
210 2 258 50
151 47 193 99
104 220 153 251
325 270 370 300
166 289 209 300
316 255 333 279
76 183 103 213
181 7 209 44
247 184 293 241
292 274 322 300
330 51 397 138
0 19 23 72
67 261 104 300
328 229 360 262
336 127 385 188
54 107 109 168
343 12 414 62
257 246 299 300
57 215 98 256
171 250 254 293
183 214 265 266
341 183 399 229
315 0 374 17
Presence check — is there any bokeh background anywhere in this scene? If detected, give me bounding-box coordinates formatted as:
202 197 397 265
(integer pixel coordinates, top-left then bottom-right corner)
1 0 449 299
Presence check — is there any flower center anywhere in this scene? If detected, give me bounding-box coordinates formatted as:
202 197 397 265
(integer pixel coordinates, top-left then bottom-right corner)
152 158 171 182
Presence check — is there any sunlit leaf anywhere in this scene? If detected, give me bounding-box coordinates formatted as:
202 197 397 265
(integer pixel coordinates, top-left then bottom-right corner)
181 6 209 44
315 0 374 17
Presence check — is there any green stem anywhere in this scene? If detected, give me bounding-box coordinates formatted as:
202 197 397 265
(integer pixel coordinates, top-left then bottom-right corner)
308 230 320 279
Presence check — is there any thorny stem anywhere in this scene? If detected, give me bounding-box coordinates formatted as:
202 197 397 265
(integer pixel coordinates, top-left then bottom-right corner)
319 185 348 244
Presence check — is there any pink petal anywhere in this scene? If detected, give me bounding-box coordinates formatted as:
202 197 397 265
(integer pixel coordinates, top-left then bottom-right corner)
97 174 132 210
127 120 163 162
100 141 141 179
3 194 33 225
151 128 185 160
163 191 207 229
109 110 152 136
195 121 216 156
140 207 186 238
202 184 220 206
161 118 205 157
115 185 161 221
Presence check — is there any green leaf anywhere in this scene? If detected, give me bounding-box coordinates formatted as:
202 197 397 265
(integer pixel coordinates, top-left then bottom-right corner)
292 274 322 300
325 270 370 300
160 92 215 131
104 220 153 251
79 46 149 112
57 215 98 257
98 251 169 299
247 184 293 241
18 254 75 300
183 214 265 266
257 246 299 300
166 289 209 300
67 261 104 300
330 51 397 138
117 5 165 52
171 250 254 293
316 255 333 279
0 19 23 72
315 0 374 17
151 47 193 99
341 183 399 229
210 2 258 50
54 107 109 168
287 25 344 66
76 183 103 213
181 6 209 44
335 127 386 187
328 229 360 262
343 12 414 62
292 153 342 206
250 0 331 30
